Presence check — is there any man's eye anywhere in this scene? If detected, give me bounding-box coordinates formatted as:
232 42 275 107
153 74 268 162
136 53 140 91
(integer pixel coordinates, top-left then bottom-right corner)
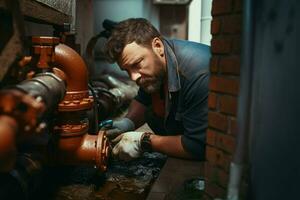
136 59 143 67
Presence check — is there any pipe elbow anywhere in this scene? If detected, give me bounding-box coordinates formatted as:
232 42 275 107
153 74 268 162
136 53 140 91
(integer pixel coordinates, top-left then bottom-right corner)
54 44 88 92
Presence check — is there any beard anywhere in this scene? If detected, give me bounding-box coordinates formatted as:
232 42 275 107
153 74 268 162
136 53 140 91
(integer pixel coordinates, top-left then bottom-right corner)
137 71 164 94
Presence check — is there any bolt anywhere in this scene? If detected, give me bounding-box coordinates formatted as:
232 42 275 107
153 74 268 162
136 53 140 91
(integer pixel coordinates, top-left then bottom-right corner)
24 125 31 131
36 122 47 133
63 101 70 105
73 100 80 104
36 96 43 102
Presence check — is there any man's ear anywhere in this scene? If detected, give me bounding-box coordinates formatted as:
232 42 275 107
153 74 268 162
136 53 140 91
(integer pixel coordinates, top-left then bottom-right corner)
152 37 164 57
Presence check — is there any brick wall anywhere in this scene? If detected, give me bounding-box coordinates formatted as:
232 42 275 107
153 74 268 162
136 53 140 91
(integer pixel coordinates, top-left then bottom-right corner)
204 0 243 199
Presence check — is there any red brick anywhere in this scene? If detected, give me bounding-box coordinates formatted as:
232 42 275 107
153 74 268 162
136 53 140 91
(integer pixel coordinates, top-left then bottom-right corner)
207 129 236 153
208 111 228 131
232 36 242 54
208 93 218 109
211 38 232 54
205 182 226 199
229 117 238 135
206 146 232 171
210 56 219 73
206 129 217 146
223 15 242 34
212 0 233 16
219 56 240 75
220 95 238 115
211 18 222 35
216 133 236 153
234 0 243 12
209 75 240 95
204 162 229 188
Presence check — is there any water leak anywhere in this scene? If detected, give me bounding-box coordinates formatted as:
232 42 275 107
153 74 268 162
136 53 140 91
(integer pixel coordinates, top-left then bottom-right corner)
37 152 166 200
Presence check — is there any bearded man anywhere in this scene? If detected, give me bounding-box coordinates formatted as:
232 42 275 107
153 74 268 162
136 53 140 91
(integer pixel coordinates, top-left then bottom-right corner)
105 18 211 161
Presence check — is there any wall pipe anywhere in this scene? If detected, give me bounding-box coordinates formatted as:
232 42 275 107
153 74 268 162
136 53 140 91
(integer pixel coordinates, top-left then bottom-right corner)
226 0 254 199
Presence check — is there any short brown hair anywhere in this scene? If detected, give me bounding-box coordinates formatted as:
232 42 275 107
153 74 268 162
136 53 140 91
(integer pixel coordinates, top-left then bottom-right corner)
105 18 161 62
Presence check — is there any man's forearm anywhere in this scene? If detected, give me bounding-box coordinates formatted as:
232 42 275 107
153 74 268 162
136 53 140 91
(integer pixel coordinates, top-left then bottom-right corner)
150 134 195 159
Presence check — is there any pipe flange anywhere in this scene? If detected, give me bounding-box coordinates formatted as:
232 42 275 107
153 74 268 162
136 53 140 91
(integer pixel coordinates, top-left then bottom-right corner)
96 131 110 172
58 95 94 111
32 36 60 45
53 123 88 137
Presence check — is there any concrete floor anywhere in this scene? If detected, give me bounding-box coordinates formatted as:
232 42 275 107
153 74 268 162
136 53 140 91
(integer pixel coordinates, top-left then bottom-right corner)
147 158 205 200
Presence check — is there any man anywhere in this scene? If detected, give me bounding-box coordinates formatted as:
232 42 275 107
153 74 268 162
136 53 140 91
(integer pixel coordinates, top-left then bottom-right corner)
105 18 211 161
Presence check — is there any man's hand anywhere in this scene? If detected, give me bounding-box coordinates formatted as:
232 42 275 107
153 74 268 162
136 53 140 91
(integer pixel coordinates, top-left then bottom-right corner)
112 131 144 161
105 118 135 139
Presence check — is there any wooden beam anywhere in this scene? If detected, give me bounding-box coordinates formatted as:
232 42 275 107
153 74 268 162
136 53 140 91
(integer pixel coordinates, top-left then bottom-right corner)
22 0 71 25
0 0 71 25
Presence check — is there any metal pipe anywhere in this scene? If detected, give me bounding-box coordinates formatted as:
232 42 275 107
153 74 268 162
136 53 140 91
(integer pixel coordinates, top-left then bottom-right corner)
226 0 254 199
54 44 94 112
0 116 17 172
0 73 66 171
14 73 66 113
54 44 88 92
52 130 109 172
51 42 109 171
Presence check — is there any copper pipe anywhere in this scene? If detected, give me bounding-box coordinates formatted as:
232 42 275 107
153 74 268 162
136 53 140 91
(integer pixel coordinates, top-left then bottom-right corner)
54 44 88 92
28 38 108 170
54 131 109 172
0 115 18 172
54 44 93 111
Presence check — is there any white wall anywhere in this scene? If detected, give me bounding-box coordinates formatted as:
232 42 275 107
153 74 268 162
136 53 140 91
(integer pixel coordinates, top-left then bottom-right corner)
188 0 212 45
76 0 94 54
93 0 159 34
200 0 212 45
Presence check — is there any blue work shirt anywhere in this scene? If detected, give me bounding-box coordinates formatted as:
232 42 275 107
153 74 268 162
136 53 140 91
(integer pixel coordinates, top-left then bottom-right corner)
135 38 211 160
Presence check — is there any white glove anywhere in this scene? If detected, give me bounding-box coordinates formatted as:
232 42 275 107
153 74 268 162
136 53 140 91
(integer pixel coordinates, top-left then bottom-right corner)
112 131 144 161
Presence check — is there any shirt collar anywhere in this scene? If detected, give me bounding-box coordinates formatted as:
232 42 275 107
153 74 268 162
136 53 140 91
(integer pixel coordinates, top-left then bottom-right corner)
163 39 181 92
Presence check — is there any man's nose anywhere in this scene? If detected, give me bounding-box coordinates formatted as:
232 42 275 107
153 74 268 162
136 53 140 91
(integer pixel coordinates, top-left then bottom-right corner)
130 71 141 81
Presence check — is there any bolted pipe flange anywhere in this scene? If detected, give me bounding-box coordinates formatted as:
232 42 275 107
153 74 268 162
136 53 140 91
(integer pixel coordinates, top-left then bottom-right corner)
31 36 60 46
31 36 60 69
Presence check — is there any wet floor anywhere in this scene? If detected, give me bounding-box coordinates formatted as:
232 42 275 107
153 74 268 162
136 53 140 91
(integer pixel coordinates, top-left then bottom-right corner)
36 152 166 200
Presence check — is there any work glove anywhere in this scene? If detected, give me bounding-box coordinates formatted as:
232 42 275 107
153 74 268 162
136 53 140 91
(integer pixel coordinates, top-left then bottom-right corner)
112 131 144 161
105 118 135 139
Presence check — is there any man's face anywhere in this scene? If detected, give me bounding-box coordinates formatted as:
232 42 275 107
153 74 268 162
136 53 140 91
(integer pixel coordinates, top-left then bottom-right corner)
118 38 166 93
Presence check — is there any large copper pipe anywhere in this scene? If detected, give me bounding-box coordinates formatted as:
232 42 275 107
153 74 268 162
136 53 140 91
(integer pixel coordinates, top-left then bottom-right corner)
50 41 108 170
54 44 93 112
54 44 88 92
0 115 17 172
53 129 109 172
27 37 108 170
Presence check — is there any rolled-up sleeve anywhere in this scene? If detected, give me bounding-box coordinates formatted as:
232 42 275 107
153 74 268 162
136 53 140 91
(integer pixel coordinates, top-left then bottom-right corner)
180 71 209 160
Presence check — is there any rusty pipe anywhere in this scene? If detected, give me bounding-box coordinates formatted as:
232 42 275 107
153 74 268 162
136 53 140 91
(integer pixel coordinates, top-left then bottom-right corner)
52 129 109 172
54 44 88 92
0 73 65 171
54 44 93 111
0 115 17 172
